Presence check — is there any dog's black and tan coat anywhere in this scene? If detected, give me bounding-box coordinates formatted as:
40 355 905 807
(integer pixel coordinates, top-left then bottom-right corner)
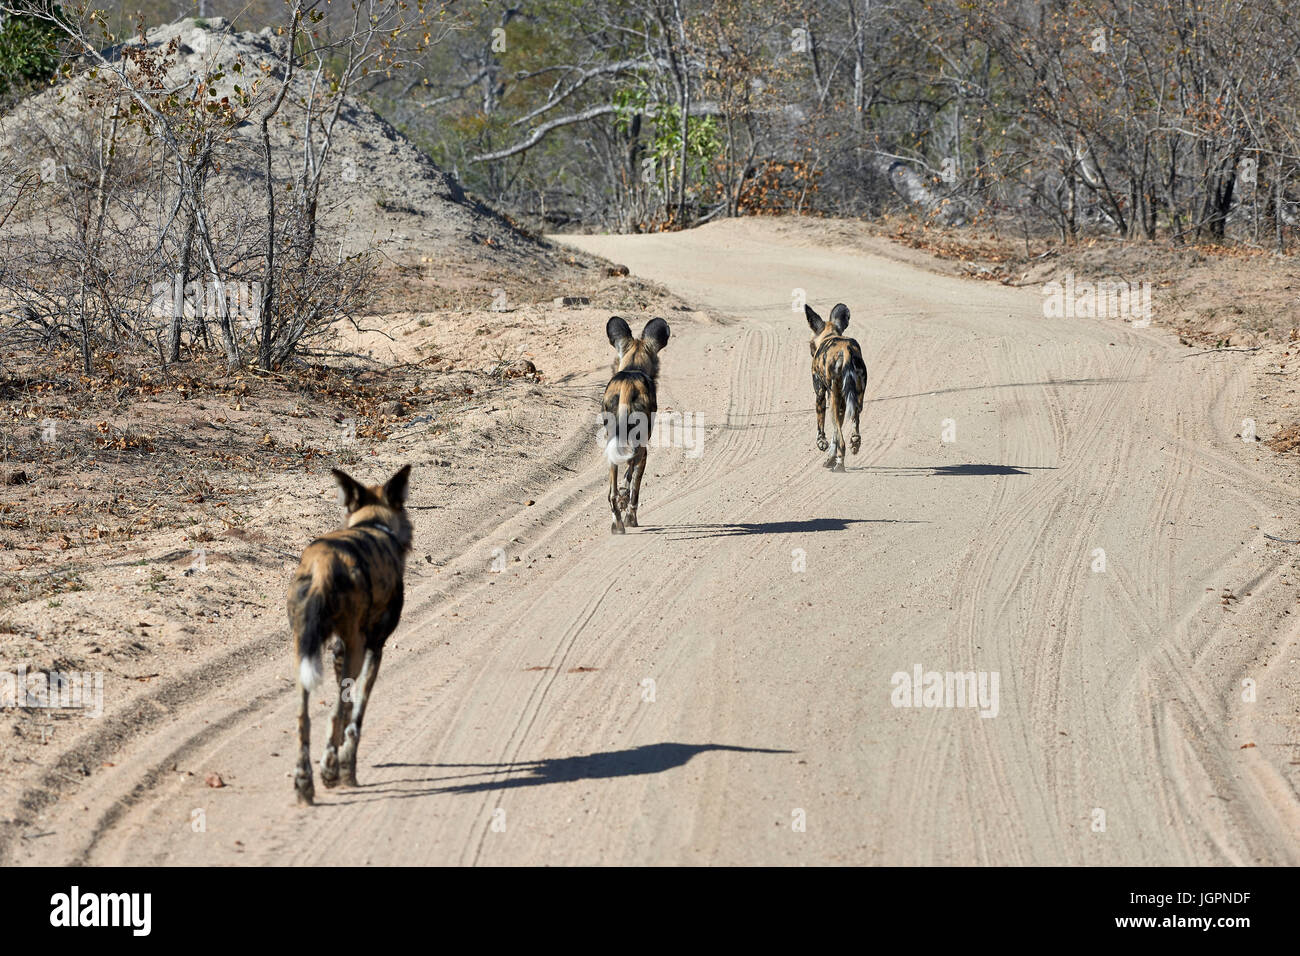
287 465 412 805
806 302 867 471
602 316 670 533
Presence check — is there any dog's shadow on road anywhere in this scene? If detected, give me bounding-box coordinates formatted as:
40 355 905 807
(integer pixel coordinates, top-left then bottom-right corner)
864 464 1056 477
639 517 924 540
330 743 792 804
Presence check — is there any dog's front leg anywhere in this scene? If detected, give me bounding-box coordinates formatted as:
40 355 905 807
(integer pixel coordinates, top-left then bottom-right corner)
319 638 348 788
624 446 648 527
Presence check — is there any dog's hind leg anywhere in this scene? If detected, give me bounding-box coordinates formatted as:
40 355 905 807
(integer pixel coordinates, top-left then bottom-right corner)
827 389 847 472
609 464 625 534
319 637 348 788
618 456 633 515
624 446 648 527
850 377 865 455
294 686 314 805
337 646 383 787
814 380 828 452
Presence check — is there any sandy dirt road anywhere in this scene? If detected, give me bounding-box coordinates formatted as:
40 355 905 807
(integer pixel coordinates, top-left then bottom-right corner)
14 221 1300 865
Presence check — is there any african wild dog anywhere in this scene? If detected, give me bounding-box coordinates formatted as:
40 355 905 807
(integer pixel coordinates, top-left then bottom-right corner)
602 316 670 534
287 465 412 805
806 302 868 471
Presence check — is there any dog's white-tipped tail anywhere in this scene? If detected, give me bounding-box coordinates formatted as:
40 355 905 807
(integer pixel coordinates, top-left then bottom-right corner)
605 401 636 464
298 653 323 691
605 436 635 465
293 584 327 691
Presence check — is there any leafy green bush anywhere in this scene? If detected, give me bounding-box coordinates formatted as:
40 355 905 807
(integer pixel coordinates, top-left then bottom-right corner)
0 6 63 101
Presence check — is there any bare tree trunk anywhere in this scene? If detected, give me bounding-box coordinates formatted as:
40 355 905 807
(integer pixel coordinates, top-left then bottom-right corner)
77 267 92 375
167 208 196 363
258 4 302 370
626 110 643 229
670 0 690 226
167 140 212 365
850 1 865 131
1275 165 1286 253
1066 168 1078 242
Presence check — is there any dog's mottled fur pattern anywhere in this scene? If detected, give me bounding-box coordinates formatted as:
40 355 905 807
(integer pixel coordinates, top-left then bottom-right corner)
602 316 670 533
287 465 412 805
806 303 868 471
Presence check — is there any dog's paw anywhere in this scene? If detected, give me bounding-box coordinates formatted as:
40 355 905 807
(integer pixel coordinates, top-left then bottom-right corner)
294 771 315 806
850 436 861 455
320 749 340 788
816 436 829 452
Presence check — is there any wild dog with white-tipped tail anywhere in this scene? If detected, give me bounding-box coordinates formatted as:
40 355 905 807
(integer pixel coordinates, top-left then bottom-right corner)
286 465 412 805
805 302 868 471
601 316 670 533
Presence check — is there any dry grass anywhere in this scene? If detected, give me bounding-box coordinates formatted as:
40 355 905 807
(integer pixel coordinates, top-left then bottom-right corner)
0 336 460 615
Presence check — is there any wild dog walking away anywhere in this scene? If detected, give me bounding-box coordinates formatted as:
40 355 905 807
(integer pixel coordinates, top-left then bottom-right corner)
602 316 670 534
287 465 412 805
806 302 868 471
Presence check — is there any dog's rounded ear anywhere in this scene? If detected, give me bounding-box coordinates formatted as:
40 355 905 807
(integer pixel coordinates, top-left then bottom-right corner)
830 303 850 333
383 464 412 508
606 316 633 350
331 468 366 512
641 317 670 351
805 304 825 334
